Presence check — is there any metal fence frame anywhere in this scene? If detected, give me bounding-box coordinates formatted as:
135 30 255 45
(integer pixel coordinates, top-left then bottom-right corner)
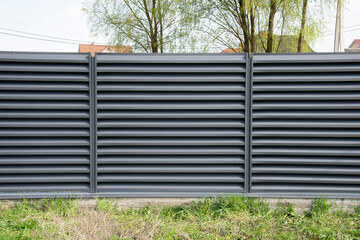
0 51 360 199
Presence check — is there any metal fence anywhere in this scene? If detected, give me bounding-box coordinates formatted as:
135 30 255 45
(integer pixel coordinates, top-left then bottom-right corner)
0 51 359 199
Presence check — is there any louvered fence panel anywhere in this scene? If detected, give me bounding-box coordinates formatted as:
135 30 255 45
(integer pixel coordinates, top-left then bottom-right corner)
0 52 91 198
251 53 360 197
96 54 247 197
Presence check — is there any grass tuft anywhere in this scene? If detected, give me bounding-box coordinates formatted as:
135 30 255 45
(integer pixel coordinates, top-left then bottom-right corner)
308 196 334 217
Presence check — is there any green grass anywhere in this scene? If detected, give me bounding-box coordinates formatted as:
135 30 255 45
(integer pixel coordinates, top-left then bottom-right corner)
0 197 78 240
1 196 360 239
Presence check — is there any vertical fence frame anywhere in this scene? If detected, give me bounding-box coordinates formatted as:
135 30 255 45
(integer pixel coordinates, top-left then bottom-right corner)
244 53 253 195
89 54 97 193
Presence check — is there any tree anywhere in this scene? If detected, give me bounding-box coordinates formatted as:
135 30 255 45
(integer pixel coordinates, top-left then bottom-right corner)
199 0 335 53
83 0 199 53
297 0 308 52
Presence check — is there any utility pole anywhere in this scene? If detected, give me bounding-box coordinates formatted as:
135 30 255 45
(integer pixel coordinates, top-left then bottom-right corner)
334 0 344 52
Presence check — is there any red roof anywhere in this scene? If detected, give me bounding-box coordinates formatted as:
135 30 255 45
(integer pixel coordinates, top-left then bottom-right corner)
221 48 242 53
79 43 132 56
355 39 360 46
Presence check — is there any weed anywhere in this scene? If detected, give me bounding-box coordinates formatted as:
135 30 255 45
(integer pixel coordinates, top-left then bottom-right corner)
96 198 118 214
308 196 334 217
275 201 297 218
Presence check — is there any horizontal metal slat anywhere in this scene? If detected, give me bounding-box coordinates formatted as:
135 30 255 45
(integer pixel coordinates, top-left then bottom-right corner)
0 138 89 146
0 129 89 137
98 120 244 128
252 53 360 63
0 156 89 165
0 110 89 118
252 147 360 156
97 183 243 192
253 84 360 91
98 174 243 182
252 165 360 174
98 111 244 119
0 63 89 72
253 130 360 137
98 165 244 173
251 184 360 192
98 147 244 155
0 165 89 173
96 53 246 63
97 65 245 73
253 120 360 128
0 102 89 109
0 73 89 81
0 147 90 155
0 184 89 192
0 82 88 90
97 74 244 82
97 156 244 164
253 64 360 73
97 103 244 110
98 138 244 146
0 52 89 63
253 74 360 82
97 93 245 101
0 119 89 128
0 174 90 183
252 156 360 165
97 83 244 91
253 93 360 100
253 102 360 109
253 111 360 119
0 92 89 100
253 139 360 146
98 129 244 137
252 175 360 184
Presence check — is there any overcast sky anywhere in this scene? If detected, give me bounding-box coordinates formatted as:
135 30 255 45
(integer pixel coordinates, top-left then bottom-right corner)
0 0 359 53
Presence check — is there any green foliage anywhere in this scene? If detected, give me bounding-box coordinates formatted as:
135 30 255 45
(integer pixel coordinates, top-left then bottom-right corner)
84 0 337 53
83 0 204 53
197 0 336 53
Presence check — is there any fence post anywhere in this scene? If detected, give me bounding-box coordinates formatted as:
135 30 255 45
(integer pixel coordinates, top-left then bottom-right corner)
89 53 98 194
244 53 253 195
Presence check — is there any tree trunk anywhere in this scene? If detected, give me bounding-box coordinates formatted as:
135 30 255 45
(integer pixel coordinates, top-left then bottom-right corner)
298 0 308 52
266 0 277 53
250 3 255 52
238 0 250 52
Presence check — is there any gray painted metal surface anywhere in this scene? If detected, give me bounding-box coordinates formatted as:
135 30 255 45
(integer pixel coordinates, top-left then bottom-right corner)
0 52 91 197
0 51 359 199
251 53 360 198
95 53 247 197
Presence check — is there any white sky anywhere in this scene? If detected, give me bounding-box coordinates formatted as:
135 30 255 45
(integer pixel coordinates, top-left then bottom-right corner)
0 0 359 53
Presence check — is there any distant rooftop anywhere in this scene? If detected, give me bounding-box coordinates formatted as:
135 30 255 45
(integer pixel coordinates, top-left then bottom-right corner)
79 43 132 56
345 39 360 52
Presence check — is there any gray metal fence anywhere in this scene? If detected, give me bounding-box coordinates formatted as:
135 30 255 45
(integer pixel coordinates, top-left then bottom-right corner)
0 51 359 199
249 53 360 198
0 52 92 198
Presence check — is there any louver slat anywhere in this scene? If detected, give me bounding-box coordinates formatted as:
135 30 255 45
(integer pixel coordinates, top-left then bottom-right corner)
0 52 91 196
96 53 247 197
251 53 360 197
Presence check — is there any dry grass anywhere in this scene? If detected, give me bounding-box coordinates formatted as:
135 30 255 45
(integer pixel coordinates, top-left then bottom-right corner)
34 207 117 240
